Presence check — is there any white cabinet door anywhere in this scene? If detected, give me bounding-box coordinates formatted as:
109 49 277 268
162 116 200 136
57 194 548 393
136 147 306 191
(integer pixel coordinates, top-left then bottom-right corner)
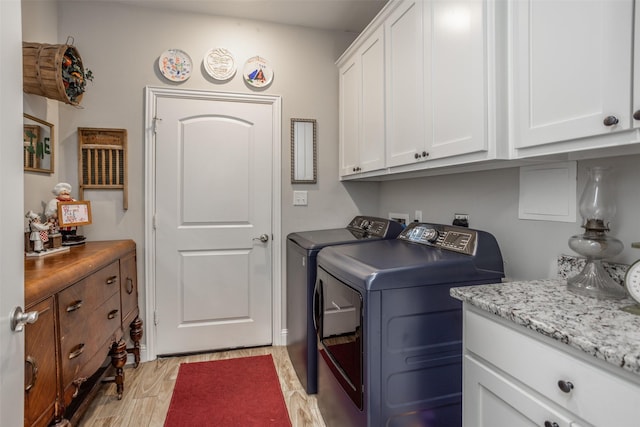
339 58 360 176
464 355 574 427
427 0 488 159
386 0 426 167
634 0 640 129
338 27 385 177
510 0 633 152
359 27 386 173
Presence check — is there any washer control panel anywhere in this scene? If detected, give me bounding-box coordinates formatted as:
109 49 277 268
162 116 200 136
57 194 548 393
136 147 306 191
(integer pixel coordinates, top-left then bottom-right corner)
347 216 404 238
398 222 477 255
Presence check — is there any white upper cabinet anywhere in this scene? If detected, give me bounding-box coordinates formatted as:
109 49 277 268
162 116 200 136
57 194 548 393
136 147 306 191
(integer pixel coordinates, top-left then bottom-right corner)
386 0 493 168
426 0 489 160
385 0 426 167
634 0 640 129
509 0 634 157
338 26 386 177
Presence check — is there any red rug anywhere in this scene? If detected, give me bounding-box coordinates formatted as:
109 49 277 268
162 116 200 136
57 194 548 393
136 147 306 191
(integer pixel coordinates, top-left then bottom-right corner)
164 354 292 427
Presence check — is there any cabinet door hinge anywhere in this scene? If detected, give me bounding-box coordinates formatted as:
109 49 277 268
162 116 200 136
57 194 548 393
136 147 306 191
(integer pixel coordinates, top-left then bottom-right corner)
153 213 157 230
154 311 158 325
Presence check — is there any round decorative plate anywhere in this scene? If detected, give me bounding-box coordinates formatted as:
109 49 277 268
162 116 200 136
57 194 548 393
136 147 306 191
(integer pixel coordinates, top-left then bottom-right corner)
158 49 192 82
243 56 274 88
204 48 236 81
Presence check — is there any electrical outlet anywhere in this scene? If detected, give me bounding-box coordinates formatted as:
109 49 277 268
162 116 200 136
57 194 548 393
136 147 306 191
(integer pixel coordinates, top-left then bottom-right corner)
453 213 469 227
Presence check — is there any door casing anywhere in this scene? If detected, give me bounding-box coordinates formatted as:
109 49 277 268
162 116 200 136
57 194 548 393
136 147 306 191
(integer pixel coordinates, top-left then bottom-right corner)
144 86 283 361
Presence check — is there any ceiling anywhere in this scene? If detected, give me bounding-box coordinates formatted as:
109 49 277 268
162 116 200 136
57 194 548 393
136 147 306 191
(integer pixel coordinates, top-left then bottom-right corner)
114 0 389 33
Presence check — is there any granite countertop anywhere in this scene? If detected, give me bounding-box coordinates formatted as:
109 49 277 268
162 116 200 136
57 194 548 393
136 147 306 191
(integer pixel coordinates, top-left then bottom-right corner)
451 279 640 376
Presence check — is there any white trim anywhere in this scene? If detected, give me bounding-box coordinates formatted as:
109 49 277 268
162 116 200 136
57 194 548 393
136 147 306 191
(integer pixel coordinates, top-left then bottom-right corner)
143 86 283 360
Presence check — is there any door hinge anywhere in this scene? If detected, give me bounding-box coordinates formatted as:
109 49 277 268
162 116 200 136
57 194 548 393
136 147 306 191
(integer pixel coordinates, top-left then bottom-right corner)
153 116 162 133
153 213 157 230
154 311 158 325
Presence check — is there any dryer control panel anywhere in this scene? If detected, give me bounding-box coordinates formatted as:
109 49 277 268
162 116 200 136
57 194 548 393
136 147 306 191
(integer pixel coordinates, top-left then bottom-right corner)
398 222 477 256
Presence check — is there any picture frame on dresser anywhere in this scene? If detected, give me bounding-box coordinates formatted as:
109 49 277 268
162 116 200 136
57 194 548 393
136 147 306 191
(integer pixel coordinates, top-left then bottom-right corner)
57 200 92 227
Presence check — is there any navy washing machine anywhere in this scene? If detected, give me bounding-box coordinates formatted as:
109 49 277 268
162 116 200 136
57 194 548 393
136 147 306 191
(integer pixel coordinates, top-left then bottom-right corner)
286 216 404 394
313 222 504 427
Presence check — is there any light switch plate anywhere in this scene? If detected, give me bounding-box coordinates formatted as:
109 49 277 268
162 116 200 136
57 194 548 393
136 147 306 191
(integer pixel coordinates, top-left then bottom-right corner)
293 191 308 206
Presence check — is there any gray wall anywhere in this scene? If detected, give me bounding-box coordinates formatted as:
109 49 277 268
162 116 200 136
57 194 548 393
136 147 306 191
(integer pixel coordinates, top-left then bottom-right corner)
378 154 640 281
22 0 379 348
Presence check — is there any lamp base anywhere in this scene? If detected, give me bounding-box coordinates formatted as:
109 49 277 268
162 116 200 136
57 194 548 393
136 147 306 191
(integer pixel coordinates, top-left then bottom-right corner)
566 259 627 300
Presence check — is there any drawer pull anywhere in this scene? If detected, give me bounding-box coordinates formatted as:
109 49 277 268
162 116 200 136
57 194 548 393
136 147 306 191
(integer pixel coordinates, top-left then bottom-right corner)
25 356 38 392
66 300 83 312
126 277 134 294
603 115 619 126
107 309 119 320
106 275 118 285
544 422 559 427
557 380 574 393
68 343 85 359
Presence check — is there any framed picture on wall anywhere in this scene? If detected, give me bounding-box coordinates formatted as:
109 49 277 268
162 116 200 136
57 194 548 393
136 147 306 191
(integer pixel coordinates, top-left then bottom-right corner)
57 201 92 227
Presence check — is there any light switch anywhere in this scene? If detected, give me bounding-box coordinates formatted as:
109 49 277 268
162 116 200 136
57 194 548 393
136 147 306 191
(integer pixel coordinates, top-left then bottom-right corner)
293 191 308 206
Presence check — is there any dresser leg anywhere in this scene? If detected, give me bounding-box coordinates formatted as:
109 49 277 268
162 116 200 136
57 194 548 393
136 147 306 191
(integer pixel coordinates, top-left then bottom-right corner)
109 339 127 400
127 316 143 368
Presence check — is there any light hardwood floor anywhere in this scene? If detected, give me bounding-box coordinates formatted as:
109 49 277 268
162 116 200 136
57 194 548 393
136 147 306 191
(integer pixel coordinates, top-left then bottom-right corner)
79 346 326 427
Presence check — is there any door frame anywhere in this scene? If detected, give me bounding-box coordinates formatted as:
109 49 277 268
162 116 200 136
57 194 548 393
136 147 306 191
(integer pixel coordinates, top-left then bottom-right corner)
144 86 282 360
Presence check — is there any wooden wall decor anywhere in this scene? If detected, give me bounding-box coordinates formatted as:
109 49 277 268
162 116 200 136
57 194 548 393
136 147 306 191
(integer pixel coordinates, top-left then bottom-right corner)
78 127 128 209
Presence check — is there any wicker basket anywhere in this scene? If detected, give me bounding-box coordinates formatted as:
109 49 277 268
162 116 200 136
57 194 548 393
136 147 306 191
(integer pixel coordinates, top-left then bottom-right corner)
23 42 85 106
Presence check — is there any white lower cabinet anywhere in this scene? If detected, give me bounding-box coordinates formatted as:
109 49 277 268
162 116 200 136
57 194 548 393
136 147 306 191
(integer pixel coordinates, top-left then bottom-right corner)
463 307 640 427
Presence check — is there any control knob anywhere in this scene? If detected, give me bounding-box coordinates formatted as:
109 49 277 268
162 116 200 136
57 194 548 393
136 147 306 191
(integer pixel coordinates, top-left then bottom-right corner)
423 228 439 243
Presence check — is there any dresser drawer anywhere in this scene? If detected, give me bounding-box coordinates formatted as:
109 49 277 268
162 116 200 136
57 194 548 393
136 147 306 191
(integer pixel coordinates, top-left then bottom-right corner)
465 309 640 427
57 261 119 318
60 292 122 388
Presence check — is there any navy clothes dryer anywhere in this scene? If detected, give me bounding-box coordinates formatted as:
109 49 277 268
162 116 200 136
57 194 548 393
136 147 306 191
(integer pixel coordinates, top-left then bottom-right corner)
314 222 504 427
286 216 403 394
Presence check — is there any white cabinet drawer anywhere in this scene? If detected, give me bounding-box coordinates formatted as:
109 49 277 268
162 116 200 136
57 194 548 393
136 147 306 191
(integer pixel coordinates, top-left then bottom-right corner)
465 309 640 427
464 354 574 427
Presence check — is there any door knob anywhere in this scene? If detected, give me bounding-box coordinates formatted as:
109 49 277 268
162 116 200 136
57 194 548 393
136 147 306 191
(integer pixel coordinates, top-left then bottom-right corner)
10 306 39 332
253 234 269 243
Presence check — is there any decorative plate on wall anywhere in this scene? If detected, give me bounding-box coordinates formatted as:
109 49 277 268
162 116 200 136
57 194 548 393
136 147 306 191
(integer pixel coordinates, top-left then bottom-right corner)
204 48 236 81
158 49 192 82
243 56 273 88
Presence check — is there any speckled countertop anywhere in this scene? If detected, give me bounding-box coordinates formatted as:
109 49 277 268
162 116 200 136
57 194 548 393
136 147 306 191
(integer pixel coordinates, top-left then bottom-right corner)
451 278 640 377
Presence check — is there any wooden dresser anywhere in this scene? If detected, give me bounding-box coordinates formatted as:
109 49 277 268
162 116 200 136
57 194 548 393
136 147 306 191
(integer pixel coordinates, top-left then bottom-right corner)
24 240 142 427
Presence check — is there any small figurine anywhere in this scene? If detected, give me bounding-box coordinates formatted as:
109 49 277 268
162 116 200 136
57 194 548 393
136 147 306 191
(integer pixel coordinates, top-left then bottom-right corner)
45 182 85 244
26 210 50 253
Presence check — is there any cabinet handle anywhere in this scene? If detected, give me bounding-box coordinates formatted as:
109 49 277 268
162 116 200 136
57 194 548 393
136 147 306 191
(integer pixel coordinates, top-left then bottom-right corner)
422 151 428 158
66 300 83 312
106 275 118 285
126 277 134 294
544 422 559 427
633 110 640 121
557 379 574 393
414 153 421 159
107 309 119 320
603 115 619 126
25 356 38 392
68 343 85 359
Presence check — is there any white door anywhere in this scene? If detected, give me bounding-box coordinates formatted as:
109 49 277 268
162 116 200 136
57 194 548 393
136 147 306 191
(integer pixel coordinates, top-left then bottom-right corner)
153 91 277 355
1 0 26 424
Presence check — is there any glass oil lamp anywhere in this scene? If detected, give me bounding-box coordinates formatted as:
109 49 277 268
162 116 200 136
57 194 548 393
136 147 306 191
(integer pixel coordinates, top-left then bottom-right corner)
567 166 626 299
